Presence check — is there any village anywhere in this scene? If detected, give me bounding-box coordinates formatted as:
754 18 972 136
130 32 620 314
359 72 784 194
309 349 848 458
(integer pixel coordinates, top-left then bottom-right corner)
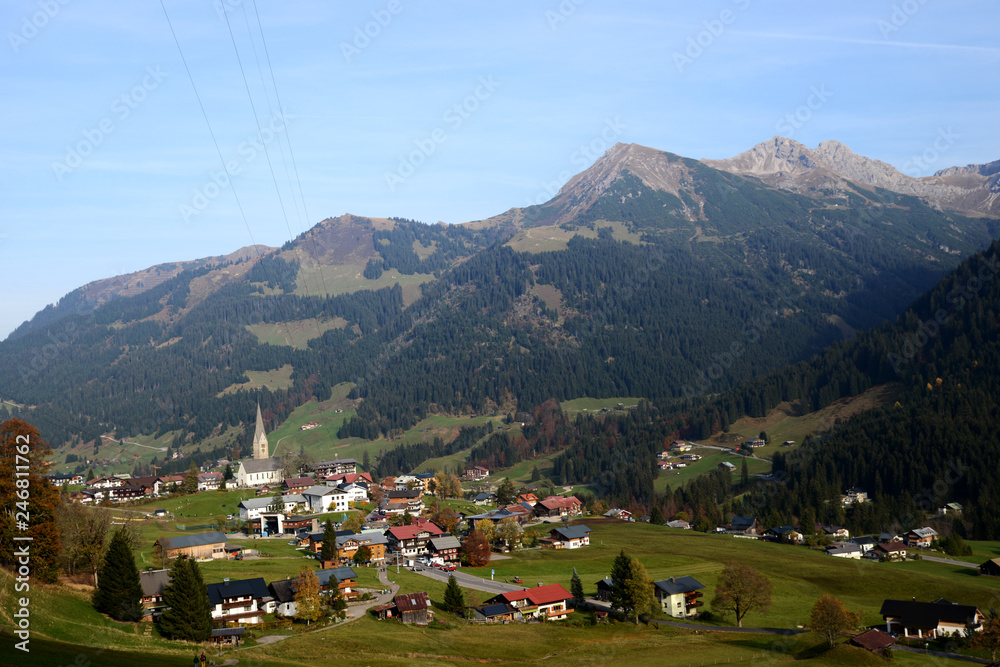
38 407 1000 663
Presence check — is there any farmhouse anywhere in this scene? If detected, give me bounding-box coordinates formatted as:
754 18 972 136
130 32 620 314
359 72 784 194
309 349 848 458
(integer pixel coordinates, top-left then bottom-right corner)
880 598 984 639
725 516 759 537
316 566 358 599
653 576 705 618
870 542 909 561
156 531 228 560
541 525 591 549
533 496 582 519
825 543 862 559
386 523 445 558
465 465 490 481
268 577 299 617
392 591 432 625
206 577 273 625
487 584 573 621
427 535 462 562
282 476 314 493
905 527 939 548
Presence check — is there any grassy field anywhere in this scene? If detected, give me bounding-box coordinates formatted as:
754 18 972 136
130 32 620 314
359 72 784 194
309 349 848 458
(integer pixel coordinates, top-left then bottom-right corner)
219 364 296 395
560 397 643 412
293 260 433 307
246 317 348 349
505 220 643 254
654 448 771 492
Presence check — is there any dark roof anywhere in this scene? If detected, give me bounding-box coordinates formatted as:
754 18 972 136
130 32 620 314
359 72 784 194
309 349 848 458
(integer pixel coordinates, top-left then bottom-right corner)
139 569 171 597
472 492 495 501
768 525 797 535
653 576 705 596
158 531 227 551
850 536 877 546
728 516 757 531
851 629 894 651
879 599 981 629
211 627 246 638
429 536 462 551
206 578 270 606
316 567 357 587
478 603 516 618
596 578 614 590
550 525 592 541
239 458 282 474
394 591 430 613
268 578 297 603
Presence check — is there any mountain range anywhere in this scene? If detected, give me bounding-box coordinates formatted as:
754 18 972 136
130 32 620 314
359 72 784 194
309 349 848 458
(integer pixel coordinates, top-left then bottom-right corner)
3 137 999 471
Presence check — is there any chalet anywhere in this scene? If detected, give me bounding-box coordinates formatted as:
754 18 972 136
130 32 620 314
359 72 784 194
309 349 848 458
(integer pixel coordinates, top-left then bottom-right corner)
725 516 759 537
109 483 148 503
335 531 388 564
503 503 534 523
282 476 314 493
763 525 802 544
465 465 490 481
744 438 766 448
395 591 432 625
324 472 373 487
603 508 633 521
653 576 705 618
87 475 125 490
850 629 895 654
198 472 224 492
825 543 862 559
595 578 614 601
879 532 903 543
467 508 518 530
666 519 692 530
472 492 496 506
680 453 702 462
316 566 358 599
386 523 445 558
237 458 284 488
880 598 984 639
427 535 462 562
139 568 171 619
47 473 85 486
301 485 349 514
533 496 582 519
870 542 909 561
517 493 539 506
472 603 520 623
156 531 228 560
393 474 423 492
670 441 692 452
487 584 574 621
312 459 358 476
268 577 299 617
905 527 939 548
848 536 878 553
980 558 1000 577
542 525 592 549
206 577 272 625
338 482 368 504
816 524 850 539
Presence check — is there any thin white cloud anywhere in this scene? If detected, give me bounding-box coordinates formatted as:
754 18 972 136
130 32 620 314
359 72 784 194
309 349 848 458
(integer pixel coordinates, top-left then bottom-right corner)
730 30 1000 55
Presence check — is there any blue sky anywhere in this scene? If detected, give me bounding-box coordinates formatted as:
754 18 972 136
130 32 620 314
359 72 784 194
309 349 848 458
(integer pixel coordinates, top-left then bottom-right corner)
2 0 999 339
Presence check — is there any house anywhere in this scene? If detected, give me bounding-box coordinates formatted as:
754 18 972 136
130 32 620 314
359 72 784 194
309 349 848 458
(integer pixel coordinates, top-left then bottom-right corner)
197 472 224 492
393 475 423 492
665 519 692 530
87 475 125 490
979 558 1000 577
517 493 539 506
237 458 284 488
850 629 895 654
109 484 149 503
335 531 388 565
427 535 462 562
486 584 573 621
312 459 358 477
764 525 803 544
653 576 705 618
725 516 759 537
472 603 520 623
139 568 171 619
338 482 368 504
542 525 591 549
841 486 869 505
719 461 736 471
595 578 614 602
744 438 766 448
465 465 490 481
268 577 299 617
156 531 228 560
238 495 305 521
386 523 445 558
383 489 424 515
301 485 349 514
46 473 83 486
316 566 358 599
603 508 633 521
472 492 496 506
503 503 534 523
324 472 374 487
680 453 702 462
395 591 432 624
880 598 984 639
825 543 862 559
871 542 909 561
905 527 939 548
938 502 963 516
848 536 878 553
534 496 582 519
209 627 245 647
283 476 314 493
879 532 903 543
816 524 850 539
206 577 272 625
670 441 692 452
657 451 671 461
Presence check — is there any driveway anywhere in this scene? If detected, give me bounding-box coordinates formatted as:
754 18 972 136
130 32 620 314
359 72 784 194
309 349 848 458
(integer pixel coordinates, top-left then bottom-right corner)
921 555 979 568
409 565 527 596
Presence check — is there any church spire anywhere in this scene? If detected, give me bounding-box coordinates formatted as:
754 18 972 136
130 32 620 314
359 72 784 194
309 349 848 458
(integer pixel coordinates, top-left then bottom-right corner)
253 402 269 460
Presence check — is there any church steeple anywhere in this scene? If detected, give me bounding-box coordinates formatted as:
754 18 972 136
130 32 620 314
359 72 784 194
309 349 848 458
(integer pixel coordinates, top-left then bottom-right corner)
253 402 269 460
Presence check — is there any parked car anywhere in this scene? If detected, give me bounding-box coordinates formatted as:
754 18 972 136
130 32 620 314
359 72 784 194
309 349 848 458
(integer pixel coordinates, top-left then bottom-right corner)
443 564 456 572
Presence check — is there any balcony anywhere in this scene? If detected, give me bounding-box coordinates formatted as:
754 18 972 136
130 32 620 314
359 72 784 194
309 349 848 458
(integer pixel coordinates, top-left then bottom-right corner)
685 600 704 609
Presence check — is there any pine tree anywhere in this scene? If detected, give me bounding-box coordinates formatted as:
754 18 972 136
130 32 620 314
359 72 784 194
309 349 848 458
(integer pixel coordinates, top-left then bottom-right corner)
86 468 96 482
93 528 143 621
223 464 233 480
159 556 212 640
650 505 665 525
570 569 585 608
320 519 336 563
741 457 749 487
607 549 632 613
443 574 465 615
362 450 371 471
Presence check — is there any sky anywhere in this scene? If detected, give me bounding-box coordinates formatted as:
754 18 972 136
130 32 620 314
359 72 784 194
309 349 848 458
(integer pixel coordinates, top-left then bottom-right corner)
2 0 999 339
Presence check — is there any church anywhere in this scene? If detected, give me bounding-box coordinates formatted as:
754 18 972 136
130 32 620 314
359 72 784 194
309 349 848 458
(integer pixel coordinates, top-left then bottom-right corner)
236 404 285 488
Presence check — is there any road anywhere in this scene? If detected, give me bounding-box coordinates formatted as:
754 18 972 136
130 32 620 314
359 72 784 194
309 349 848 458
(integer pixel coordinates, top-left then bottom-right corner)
409 565 527 596
921 555 979 568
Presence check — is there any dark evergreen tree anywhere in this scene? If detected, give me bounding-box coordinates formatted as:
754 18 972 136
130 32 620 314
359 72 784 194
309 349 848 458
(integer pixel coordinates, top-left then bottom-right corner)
159 556 212 641
223 464 233 480
650 505 665 525
93 528 143 621
443 574 465 615
607 549 632 613
570 568 585 608
320 519 336 562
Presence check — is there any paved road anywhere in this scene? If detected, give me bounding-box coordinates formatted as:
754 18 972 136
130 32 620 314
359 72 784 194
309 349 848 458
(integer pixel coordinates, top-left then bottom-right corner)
895 645 990 664
409 565 527 595
921 555 979 568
